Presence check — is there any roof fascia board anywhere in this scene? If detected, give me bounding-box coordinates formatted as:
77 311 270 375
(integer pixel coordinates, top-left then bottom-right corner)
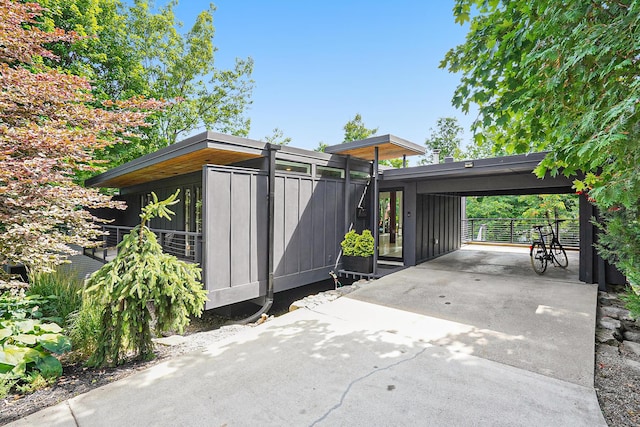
324 134 425 156
382 152 548 181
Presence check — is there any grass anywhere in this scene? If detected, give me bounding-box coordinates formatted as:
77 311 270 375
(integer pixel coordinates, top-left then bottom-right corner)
26 268 84 328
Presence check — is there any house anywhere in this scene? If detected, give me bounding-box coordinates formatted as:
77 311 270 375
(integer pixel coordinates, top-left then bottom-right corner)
85 131 623 310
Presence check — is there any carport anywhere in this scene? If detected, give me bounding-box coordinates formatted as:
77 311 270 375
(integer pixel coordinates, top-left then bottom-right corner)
377 152 624 289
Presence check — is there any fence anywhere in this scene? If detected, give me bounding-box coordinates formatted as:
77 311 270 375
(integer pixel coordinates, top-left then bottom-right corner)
84 225 202 263
462 218 579 248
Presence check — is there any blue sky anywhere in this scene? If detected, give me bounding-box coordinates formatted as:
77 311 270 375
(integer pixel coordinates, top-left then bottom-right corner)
171 1 474 153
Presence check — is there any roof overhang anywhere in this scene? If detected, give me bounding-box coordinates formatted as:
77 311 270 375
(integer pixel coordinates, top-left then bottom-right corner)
85 131 267 188
324 134 425 161
380 152 576 196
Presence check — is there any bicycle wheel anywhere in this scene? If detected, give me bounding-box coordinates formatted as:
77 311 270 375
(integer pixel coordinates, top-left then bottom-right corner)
530 242 547 274
551 242 568 268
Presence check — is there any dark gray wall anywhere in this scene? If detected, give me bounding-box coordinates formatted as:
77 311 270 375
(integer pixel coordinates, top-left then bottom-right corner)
415 194 461 262
203 165 366 309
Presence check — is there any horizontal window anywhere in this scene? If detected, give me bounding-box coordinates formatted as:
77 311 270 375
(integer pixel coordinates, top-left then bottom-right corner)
349 170 370 180
275 160 311 175
316 165 345 179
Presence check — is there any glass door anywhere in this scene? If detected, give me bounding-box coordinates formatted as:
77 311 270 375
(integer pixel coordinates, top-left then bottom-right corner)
378 190 403 260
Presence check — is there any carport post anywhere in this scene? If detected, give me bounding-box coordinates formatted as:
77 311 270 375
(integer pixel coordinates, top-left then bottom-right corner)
344 155 351 234
373 146 379 276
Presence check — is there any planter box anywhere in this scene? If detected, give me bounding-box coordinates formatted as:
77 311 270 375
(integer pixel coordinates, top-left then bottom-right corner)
342 255 373 274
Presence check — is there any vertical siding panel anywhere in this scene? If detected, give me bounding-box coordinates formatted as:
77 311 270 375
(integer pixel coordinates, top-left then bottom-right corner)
326 181 338 266
209 170 231 290
230 173 251 286
438 195 444 256
256 174 268 283
312 181 326 268
284 177 300 275
249 174 258 283
455 196 461 249
416 195 421 261
299 179 313 272
274 176 285 277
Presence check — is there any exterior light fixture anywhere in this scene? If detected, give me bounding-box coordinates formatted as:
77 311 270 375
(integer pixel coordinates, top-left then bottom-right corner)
464 161 474 168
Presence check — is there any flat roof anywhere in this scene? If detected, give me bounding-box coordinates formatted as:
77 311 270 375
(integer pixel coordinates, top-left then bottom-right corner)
85 131 267 188
324 134 425 161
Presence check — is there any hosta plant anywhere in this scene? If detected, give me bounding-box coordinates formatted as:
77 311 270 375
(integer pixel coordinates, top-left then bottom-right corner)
0 293 71 385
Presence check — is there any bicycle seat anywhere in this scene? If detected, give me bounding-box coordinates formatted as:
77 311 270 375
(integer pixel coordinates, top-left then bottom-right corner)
532 225 544 229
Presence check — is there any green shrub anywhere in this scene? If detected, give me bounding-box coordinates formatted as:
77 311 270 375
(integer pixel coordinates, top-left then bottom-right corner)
354 230 375 257
27 268 83 328
85 191 207 367
596 206 640 318
622 288 640 320
341 230 359 256
341 229 375 258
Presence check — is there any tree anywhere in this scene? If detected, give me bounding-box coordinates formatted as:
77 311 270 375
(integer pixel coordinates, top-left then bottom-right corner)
84 191 207 367
264 127 291 146
36 0 254 165
442 1 640 293
420 117 464 164
343 113 378 142
0 0 159 282
314 141 328 152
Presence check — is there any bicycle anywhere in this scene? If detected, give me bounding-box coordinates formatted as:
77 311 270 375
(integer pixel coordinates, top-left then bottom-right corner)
530 212 568 274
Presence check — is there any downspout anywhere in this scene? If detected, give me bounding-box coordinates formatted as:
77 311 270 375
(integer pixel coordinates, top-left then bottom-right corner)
236 143 281 324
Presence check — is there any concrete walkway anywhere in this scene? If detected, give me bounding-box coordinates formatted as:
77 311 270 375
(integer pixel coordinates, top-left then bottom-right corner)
10 248 605 426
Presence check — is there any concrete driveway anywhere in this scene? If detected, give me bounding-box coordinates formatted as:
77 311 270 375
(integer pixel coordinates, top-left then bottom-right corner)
10 247 605 426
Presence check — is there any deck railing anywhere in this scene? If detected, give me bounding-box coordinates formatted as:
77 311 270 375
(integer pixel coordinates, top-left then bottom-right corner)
462 218 579 248
84 225 202 264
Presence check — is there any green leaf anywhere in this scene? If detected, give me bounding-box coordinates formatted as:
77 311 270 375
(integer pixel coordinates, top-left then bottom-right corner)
14 320 36 334
13 334 37 345
0 344 41 366
0 328 11 341
35 355 63 378
38 323 63 333
38 334 72 354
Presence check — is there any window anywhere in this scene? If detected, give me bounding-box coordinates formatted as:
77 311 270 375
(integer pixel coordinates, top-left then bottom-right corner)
275 160 311 175
195 186 202 233
350 170 370 180
316 165 345 179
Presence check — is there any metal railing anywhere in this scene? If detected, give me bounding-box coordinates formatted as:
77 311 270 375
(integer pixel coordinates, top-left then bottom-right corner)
462 218 579 248
84 225 202 264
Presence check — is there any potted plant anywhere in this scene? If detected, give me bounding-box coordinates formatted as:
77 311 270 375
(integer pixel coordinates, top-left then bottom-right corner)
341 229 374 273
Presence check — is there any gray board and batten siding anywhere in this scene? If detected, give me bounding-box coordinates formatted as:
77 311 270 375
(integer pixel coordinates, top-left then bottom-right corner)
415 194 462 263
203 164 368 309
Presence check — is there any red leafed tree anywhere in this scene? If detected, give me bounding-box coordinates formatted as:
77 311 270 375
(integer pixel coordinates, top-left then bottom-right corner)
0 0 162 280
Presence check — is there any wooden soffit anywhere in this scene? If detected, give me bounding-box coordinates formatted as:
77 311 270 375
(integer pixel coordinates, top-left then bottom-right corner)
94 147 262 188
85 131 266 189
324 134 425 161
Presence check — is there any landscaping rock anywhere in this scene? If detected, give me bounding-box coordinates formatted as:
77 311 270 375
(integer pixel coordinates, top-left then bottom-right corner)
289 282 367 312
596 329 619 346
153 335 188 346
599 316 622 331
623 330 640 342
600 305 633 321
623 341 640 357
